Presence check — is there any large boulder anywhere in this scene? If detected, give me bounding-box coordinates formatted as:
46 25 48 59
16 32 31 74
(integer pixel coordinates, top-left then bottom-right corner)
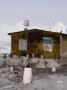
5 57 22 66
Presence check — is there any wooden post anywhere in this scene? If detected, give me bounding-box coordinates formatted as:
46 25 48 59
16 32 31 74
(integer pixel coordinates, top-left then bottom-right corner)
60 34 63 58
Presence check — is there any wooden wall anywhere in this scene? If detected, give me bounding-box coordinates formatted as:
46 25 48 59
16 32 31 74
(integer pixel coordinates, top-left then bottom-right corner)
60 35 67 56
10 30 60 59
11 31 28 56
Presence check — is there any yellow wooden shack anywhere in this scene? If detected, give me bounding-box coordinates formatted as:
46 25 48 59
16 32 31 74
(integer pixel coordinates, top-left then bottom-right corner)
8 29 67 59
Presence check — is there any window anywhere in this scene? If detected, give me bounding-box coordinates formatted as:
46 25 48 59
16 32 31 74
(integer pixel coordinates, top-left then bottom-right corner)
42 37 53 52
19 39 27 51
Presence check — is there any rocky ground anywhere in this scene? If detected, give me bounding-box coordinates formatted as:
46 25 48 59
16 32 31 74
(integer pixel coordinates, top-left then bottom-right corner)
0 57 67 90
0 67 67 90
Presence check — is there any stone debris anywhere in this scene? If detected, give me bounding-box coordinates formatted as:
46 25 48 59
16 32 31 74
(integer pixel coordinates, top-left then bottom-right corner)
0 54 67 90
4 55 60 70
35 58 46 68
0 68 9 74
0 59 67 90
21 56 28 66
5 58 22 66
45 59 60 68
31 58 39 63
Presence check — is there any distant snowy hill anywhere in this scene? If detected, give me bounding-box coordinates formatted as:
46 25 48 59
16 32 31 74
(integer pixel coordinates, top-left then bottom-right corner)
0 22 24 54
0 21 67 54
51 22 67 34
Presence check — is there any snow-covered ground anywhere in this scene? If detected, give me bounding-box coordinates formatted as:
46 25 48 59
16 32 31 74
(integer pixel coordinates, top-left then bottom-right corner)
0 67 67 90
0 57 67 90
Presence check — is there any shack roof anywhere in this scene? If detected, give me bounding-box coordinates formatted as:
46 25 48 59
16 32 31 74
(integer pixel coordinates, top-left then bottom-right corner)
8 28 67 36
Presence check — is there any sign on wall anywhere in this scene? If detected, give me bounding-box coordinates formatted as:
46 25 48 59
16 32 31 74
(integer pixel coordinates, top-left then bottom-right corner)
19 39 27 51
43 37 53 52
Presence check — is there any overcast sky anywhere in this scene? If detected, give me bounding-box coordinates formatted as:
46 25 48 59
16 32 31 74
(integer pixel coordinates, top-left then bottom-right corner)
0 0 67 53
0 0 67 27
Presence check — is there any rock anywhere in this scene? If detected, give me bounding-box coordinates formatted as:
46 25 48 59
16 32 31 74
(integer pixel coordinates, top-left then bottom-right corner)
35 59 46 68
5 58 22 66
46 59 60 68
22 56 28 66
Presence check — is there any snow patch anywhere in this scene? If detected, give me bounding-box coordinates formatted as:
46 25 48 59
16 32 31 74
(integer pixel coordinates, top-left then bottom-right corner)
51 22 67 34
